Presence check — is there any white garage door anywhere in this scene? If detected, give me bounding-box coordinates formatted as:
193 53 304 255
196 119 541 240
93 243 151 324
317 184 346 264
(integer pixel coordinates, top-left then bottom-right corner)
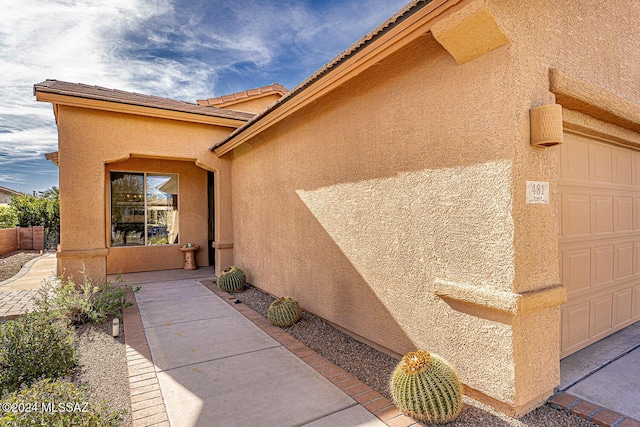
559 132 640 358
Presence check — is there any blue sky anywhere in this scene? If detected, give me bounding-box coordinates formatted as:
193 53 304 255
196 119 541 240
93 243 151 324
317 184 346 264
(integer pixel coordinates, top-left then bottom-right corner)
0 0 408 194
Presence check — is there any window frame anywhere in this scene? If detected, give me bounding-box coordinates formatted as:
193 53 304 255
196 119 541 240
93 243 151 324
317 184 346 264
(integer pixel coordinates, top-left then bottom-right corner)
109 171 180 247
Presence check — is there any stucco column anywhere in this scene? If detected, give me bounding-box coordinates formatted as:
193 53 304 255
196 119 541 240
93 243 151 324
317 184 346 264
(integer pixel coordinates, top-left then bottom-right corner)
56 155 108 284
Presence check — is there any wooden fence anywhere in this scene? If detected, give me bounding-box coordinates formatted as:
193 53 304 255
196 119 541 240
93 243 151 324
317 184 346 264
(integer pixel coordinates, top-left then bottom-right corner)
0 226 45 256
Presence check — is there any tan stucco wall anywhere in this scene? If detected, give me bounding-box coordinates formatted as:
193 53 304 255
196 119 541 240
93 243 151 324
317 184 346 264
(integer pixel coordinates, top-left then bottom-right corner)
105 157 208 274
484 0 640 410
55 106 235 282
230 32 536 410
486 0 640 296
228 0 640 412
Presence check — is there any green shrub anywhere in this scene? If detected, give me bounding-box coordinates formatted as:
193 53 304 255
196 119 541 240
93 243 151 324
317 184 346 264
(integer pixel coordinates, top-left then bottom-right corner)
0 205 18 229
0 378 124 426
37 272 139 325
0 311 77 393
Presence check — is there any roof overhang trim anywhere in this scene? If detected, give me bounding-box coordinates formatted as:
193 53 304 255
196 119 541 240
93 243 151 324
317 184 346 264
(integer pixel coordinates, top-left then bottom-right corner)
34 91 249 128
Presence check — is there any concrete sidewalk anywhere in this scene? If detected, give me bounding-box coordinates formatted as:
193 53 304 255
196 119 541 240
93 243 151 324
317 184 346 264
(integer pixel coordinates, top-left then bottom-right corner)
551 323 640 426
123 274 400 427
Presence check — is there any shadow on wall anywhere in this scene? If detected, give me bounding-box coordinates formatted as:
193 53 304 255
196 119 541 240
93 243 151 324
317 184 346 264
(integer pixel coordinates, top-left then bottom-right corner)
292 159 517 397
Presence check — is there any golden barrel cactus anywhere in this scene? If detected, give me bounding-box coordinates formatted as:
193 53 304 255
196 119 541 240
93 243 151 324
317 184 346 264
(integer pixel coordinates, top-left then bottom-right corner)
267 297 302 327
390 349 463 424
217 266 246 293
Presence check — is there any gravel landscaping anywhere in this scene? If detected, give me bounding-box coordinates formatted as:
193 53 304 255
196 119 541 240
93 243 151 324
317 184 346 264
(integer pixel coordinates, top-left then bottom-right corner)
235 284 596 427
74 317 132 427
0 251 43 282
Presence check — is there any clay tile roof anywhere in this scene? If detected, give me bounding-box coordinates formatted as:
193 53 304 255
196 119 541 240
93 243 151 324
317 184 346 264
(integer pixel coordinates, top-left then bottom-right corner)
197 83 289 107
34 80 255 121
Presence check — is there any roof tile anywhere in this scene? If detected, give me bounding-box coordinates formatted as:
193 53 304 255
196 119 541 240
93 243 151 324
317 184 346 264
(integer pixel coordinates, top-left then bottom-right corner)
34 80 254 121
198 83 289 107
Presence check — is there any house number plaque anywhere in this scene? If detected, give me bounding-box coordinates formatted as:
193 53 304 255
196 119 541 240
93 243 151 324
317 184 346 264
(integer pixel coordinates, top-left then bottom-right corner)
526 181 549 204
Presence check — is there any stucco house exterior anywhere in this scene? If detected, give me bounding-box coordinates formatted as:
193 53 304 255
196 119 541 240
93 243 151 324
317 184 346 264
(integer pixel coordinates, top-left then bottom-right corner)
0 185 20 206
34 0 640 417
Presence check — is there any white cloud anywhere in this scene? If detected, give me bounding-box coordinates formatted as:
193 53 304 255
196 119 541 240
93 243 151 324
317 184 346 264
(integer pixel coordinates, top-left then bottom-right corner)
0 0 408 190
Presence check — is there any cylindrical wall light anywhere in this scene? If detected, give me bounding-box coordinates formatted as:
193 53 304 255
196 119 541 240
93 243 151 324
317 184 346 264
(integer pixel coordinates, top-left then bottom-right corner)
530 104 563 146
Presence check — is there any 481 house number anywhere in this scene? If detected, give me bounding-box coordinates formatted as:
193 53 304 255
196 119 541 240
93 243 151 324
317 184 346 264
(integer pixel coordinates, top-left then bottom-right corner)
526 181 549 204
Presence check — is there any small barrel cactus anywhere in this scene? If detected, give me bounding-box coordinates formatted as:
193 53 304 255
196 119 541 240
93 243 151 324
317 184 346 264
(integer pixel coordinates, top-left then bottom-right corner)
217 266 246 293
390 349 463 424
267 297 302 327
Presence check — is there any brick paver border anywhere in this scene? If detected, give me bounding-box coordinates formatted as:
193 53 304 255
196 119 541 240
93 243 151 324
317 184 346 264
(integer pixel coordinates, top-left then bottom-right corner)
549 392 640 427
0 289 39 320
200 280 424 427
122 289 170 427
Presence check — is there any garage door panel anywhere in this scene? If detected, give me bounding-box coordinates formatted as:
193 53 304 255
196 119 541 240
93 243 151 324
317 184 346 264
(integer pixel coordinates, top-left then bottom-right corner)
561 135 590 180
592 245 614 286
613 147 633 185
615 197 633 232
562 248 591 295
615 243 634 280
589 143 613 183
634 242 640 275
613 287 633 327
563 194 591 236
634 284 640 318
560 132 640 357
634 198 640 230
591 196 614 234
633 152 640 185
562 301 591 352
591 293 613 339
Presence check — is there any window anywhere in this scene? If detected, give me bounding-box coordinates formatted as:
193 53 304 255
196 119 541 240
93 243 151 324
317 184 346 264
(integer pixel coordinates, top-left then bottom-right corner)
110 172 178 246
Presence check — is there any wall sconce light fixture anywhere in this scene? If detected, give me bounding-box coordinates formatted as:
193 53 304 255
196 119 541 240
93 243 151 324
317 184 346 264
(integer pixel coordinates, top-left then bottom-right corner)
530 104 563 146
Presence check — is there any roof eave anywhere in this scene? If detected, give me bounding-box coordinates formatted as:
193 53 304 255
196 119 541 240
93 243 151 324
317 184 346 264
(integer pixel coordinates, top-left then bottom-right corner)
212 0 461 156
34 90 250 129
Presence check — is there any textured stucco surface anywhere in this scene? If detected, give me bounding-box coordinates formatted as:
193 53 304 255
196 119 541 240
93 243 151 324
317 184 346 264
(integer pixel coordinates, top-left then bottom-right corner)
229 0 640 413
487 0 640 406
55 106 235 281
231 33 523 406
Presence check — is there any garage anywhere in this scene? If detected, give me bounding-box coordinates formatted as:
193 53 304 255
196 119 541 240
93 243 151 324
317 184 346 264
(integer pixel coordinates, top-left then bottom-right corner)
559 131 640 357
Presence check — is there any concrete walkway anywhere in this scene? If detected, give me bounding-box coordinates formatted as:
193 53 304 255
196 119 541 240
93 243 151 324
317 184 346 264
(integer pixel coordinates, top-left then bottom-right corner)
118 270 413 427
122 273 393 427
551 323 640 425
0 253 56 319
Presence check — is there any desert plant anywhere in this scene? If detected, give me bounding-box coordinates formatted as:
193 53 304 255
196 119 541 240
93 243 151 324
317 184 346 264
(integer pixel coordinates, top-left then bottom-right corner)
267 297 302 327
36 271 138 325
0 311 77 393
0 378 124 426
390 349 463 424
217 266 246 293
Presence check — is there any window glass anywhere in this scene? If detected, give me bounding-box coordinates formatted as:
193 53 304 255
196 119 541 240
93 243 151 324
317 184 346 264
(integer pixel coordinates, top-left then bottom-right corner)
146 174 178 245
110 172 179 247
